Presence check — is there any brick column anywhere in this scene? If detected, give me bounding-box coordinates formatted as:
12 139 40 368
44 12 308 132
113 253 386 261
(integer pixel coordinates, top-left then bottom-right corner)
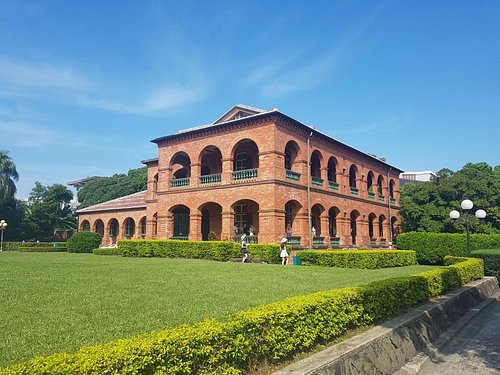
357 214 370 246
190 212 202 240
221 209 234 242
191 163 201 187
337 213 350 247
221 158 233 184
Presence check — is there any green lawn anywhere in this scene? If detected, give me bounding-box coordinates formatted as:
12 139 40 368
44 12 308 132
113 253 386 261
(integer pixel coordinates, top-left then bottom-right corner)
0 252 435 367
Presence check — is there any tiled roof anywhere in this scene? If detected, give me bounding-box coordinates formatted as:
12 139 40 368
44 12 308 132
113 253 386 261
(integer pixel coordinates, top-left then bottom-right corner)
76 191 147 214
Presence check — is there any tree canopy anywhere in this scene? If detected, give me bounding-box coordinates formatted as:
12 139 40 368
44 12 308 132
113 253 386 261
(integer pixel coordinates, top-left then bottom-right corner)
77 167 147 209
21 182 76 241
400 162 500 234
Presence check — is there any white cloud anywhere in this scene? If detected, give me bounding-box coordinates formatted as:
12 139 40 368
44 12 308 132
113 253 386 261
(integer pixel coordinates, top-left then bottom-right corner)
0 56 93 91
0 121 59 149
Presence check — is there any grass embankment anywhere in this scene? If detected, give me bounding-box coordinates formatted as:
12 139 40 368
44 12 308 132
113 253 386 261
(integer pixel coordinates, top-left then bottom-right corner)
0 252 434 367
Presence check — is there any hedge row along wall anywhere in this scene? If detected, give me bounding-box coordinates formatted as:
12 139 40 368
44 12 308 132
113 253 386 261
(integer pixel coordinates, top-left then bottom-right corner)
17 246 67 252
472 250 500 278
296 250 416 269
116 239 284 264
396 232 500 265
0 242 56 251
1 257 484 375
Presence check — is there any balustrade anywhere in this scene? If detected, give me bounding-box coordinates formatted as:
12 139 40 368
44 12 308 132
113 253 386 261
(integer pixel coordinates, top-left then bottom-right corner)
233 168 258 180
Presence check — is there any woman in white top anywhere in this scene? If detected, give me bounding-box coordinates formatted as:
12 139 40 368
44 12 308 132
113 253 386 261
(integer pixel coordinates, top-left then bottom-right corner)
280 237 289 265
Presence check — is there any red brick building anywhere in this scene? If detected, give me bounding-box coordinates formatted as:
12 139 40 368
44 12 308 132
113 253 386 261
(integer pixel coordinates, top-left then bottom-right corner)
77 104 402 248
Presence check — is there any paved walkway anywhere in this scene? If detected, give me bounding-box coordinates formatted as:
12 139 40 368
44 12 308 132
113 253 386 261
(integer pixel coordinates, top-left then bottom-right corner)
417 290 500 375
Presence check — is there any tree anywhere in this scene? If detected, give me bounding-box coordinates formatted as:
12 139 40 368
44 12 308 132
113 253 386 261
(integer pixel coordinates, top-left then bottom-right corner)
400 162 500 234
77 167 147 209
0 150 19 201
21 182 76 241
0 150 22 240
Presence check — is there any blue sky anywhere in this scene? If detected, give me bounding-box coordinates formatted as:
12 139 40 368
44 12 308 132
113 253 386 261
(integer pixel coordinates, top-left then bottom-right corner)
1 0 499 199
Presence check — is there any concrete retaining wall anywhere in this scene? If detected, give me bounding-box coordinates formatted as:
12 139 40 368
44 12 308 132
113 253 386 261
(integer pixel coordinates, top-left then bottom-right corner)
273 277 499 375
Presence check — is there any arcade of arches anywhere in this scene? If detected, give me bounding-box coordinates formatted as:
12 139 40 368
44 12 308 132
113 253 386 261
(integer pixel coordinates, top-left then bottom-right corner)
76 104 402 248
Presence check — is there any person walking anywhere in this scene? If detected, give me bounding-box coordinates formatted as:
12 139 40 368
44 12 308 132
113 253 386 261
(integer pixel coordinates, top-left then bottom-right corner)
311 226 316 237
280 237 289 265
240 234 249 263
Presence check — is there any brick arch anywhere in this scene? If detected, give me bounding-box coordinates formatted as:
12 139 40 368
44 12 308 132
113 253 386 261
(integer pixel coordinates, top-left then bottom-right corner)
311 203 325 236
139 216 147 238
122 217 136 239
389 179 396 198
350 210 361 245
378 214 387 239
231 139 259 171
327 156 339 182
107 218 119 244
368 212 377 239
284 140 300 171
231 199 259 236
170 152 191 179
93 219 104 240
80 219 90 231
367 171 375 191
169 205 190 238
310 150 324 179
198 145 223 176
198 202 223 241
377 175 385 195
328 206 341 237
285 200 302 233
349 164 359 188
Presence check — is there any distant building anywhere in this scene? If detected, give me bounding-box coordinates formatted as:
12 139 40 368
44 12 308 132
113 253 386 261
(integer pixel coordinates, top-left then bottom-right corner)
399 171 436 186
77 104 403 248
67 176 101 209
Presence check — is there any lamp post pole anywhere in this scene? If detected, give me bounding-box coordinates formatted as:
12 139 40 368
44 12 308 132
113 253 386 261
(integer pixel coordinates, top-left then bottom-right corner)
307 131 312 250
450 199 486 257
0 220 7 252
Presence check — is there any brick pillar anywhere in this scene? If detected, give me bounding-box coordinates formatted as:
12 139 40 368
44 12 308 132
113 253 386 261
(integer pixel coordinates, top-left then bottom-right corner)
159 167 171 191
221 158 233 184
337 214 350 247
191 163 201 187
319 213 329 245
190 212 202 241
222 209 234 242
357 215 370 246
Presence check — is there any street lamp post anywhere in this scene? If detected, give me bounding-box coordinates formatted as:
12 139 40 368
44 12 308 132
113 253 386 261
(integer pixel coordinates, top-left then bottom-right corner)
449 199 487 257
0 220 7 252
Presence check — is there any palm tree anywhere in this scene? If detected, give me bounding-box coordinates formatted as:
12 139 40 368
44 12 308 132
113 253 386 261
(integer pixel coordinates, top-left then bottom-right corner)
0 150 19 201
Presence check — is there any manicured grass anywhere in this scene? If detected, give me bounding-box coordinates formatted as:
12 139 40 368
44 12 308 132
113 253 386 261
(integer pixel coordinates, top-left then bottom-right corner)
0 252 435 367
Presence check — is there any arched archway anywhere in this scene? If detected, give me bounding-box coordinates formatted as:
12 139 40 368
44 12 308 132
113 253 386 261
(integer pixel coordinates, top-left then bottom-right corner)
368 213 377 240
170 152 191 186
152 213 158 237
108 218 119 244
284 141 300 171
139 216 147 238
391 216 398 242
285 200 301 234
349 164 358 189
232 199 259 241
350 210 360 245
94 220 104 242
378 214 386 245
377 175 384 196
389 179 395 198
171 205 190 239
310 150 322 179
199 146 222 183
232 139 259 180
327 157 338 183
311 204 325 236
123 217 135 239
80 220 90 231
328 207 340 243
199 202 222 241
367 171 375 195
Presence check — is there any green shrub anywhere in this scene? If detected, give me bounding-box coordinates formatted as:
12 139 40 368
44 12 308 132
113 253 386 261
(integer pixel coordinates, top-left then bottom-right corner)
17 246 67 252
66 232 101 253
1 242 54 251
0 257 483 374
117 240 284 263
296 250 417 269
93 247 122 256
396 232 500 265
472 249 500 278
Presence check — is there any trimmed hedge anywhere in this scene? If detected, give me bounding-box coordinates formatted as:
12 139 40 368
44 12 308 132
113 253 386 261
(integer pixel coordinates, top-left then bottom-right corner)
67 232 101 253
296 250 417 269
17 246 67 252
472 249 500 278
1 242 54 251
117 240 284 264
0 257 484 374
396 232 500 265
93 247 122 256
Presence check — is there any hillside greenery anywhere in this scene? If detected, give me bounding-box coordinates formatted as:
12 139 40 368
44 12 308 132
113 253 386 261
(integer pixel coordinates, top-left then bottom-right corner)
77 167 147 209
